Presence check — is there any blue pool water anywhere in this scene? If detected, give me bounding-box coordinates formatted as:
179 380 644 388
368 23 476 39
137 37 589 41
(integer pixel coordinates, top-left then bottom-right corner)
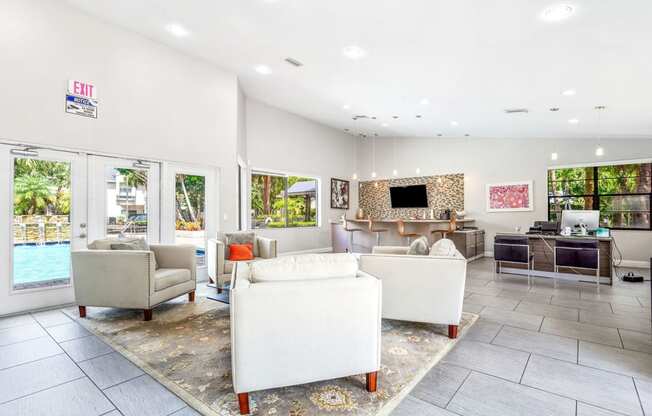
13 243 206 286
13 243 71 285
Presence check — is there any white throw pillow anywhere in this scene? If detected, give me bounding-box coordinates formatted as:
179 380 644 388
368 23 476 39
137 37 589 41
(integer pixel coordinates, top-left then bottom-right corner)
429 238 458 257
407 236 429 255
251 253 358 283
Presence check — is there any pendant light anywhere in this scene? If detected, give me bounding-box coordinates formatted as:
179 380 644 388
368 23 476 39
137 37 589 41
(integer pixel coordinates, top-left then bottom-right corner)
371 135 377 179
352 134 358 180
392 137 398 176
595 106 606 157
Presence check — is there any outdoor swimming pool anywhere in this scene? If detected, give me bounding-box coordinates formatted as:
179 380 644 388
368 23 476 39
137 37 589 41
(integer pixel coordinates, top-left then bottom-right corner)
12 243 206 288
13 243 71 287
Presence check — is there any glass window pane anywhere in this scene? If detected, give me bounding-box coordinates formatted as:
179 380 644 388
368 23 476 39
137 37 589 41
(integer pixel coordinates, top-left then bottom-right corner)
548 167 595 196
597 163 652 194
175 174 206 266
287 177 318 228
106 167 148 239
251 174 286 229
548 196 595 222
599 195 651 229
13 158 71 289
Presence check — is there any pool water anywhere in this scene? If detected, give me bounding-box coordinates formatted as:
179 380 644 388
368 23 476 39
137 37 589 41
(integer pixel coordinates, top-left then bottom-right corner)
12 243 206 287
13 243 71 285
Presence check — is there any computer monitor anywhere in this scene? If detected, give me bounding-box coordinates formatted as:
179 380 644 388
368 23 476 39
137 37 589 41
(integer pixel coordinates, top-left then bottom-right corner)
560 210 600 232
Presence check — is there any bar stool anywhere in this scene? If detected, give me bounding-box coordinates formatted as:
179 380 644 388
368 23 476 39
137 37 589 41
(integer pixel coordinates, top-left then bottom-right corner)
554 238 600 293
368 218 388 246
494 235 535 287
397 219 420 244
432 214 457 240
343 218 363 253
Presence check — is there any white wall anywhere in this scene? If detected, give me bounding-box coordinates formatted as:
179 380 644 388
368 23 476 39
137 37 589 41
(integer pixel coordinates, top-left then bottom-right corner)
0 0 240 233
356 137 652 265
245 99 357 253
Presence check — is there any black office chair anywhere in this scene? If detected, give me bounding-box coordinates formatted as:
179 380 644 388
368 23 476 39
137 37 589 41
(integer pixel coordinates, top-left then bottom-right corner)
554 239 600 292
494 235 535 287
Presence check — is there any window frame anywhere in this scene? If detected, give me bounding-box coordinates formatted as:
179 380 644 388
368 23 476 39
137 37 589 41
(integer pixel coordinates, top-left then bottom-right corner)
250 169 320 230
547 162 652 231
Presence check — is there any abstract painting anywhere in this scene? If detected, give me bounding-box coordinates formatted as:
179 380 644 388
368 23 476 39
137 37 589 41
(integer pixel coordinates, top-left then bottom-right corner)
330 178 350 209
486 181 533 212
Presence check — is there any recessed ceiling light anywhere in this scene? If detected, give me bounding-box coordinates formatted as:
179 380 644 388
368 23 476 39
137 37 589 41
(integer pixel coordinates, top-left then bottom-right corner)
392 169 398 176
562 89 576 96
595 146 605 156
541 4 575 22
415 168 421 174
450 121 459 127
551 152 559 161
568 118 579 124
342 45 367 60
165 23 189 37
420 98 430 105
342 104 351 110
254 65 272 75
381 123 389 127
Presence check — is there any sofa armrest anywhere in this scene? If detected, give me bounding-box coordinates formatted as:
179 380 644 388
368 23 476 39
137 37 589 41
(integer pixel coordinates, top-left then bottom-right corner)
230 275 381 393
207 239 226 280
71 250 153 309
256 236 278 259
371 246 410 255
150 244 196 279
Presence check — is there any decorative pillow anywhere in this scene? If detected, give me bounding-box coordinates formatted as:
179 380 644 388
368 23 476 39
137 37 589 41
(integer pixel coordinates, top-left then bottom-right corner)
407 236 429 255
250 253 358 283
224 232 257 258
228 243 254 261
429 238 458 257
108 239 158 269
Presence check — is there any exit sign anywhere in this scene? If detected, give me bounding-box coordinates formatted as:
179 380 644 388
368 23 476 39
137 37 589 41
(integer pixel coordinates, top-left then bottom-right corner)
68 80 96 99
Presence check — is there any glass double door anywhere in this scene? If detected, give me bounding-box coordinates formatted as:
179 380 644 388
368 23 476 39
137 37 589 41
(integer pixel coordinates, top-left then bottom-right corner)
0 146 160 315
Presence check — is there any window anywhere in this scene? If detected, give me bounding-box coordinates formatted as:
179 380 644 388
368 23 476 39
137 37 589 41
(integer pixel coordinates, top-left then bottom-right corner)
250 172 318 229
548 162 652 230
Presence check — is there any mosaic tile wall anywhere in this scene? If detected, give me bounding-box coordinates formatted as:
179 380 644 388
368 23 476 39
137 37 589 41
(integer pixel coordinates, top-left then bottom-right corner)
358 174 464 220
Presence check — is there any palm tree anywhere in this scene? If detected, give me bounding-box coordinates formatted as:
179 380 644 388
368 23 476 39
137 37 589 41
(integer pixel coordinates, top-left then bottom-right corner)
14 175 53 215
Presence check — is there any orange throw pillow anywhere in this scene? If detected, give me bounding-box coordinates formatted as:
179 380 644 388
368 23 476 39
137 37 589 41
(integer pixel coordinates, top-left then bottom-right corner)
228 243 254 261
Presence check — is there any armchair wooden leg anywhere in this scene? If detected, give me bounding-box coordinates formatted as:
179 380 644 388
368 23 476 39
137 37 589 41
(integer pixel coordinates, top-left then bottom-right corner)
366 371 378 392
78 306 86 318
188 291 196 302
237 392 250 414
448 325 458 339
144 309 153 321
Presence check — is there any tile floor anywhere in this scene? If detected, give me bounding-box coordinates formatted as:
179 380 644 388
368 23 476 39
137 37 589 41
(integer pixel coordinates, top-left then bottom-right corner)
0 259 650 416
393 259 652 416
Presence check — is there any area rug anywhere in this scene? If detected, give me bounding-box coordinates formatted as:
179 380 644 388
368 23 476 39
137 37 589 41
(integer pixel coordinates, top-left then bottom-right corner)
63 298 477 416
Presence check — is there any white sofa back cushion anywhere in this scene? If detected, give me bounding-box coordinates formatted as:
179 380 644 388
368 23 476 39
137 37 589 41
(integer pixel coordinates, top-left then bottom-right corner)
429 238 458 257
250 253 358 283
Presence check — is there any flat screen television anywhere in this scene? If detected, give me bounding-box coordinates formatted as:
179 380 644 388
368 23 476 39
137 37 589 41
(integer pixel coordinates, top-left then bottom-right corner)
389 184 429 208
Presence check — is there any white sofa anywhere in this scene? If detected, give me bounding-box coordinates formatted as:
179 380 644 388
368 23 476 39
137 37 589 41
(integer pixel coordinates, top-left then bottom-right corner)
230 253 382 414
72 243 196 321
207 233 277 289
360 242 467 338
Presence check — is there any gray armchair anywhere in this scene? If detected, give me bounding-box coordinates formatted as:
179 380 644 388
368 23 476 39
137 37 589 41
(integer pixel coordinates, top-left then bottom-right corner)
207 233 278 290
72 244 196 321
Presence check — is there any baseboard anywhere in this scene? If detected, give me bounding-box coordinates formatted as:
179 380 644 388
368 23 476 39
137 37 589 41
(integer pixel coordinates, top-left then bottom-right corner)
617 260 650 269
279 247 333 256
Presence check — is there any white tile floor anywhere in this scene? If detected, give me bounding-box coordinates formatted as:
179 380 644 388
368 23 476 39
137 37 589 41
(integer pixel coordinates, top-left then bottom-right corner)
0 259 650 416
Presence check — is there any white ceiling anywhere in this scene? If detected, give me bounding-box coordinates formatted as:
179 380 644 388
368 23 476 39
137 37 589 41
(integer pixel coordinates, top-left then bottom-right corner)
64 0 652 139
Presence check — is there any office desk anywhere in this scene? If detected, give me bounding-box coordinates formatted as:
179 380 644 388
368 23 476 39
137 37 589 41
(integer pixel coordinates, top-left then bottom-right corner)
495 233 614 285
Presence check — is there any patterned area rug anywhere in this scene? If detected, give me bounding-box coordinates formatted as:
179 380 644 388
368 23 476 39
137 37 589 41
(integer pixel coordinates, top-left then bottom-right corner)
63 298 476 416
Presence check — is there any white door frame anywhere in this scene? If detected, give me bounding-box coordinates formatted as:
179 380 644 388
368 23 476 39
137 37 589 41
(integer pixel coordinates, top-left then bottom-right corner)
0 146 87 315
87 155 160 244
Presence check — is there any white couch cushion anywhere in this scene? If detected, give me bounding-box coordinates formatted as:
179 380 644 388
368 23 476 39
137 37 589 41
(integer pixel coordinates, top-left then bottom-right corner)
155 268 191 291
407 236 429 255
429 238 458 257
250 253 358 283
